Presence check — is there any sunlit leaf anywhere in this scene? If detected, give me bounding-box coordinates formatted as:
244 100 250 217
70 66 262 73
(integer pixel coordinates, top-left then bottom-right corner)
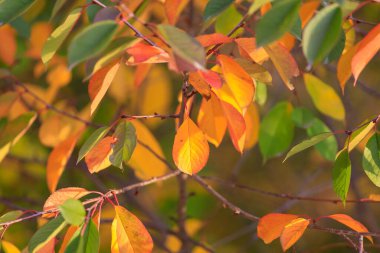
362 133 380 187
299 0 320 28
235 38 269 64
1 240 21 253
165 0 189 24
78 126 110 163
27 22 52 58
0 0 36 24
42 8 81 64
58 226 78 253
333 149 351 205
68 20 118 69
348 120 376 152
244 103 260 150
280 218 310 251
325 214 372 242
85 136 116 173
43 187 90 215
304 73 345 121
248 0 271 15
221 101 246 153
203 0 234 20
303 4 342 64
188 71 212 98
257 213 299 244
126 42 169 65
337 43 358 92
110 121 137 169
215 5 243 36
173 117 209 174
59 199 86 226
196 33 232 47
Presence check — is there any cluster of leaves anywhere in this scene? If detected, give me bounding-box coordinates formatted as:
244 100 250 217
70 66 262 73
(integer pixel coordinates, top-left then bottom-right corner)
0 0 379 252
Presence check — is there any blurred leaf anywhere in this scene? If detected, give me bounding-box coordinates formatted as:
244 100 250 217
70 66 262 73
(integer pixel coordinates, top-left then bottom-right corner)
165 0 189 24
78 126 110 163
173 117 209 174
59 226 78 253
325 29 345 62
257 213 299 244
196 33 232 47
333 148 351 205
303 4 342 64
110 121 136 169
26 22 52 59
291 107 315 128
280 218 309 251
0 112 37 147
68 20 118 69
0 210 23 225
290 16 302 40
59 199 86 226
304 73 345 121
325 214 372 242
29 216 67 253
259 102 294 161
42 8 81 64
248 0 271 15
363 133 380 187
64 220 99 253
299 0 320 28
215 5 242 35
1 240 21 253
0 25 17 65
50 0 68 19
255 81 267 106
203 0 234 20
0 0 36 24
256 0 301 47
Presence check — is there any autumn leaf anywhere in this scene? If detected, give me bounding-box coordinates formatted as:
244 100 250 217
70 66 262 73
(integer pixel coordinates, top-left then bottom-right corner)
1 240 21 253
337 44 359 92
188 71 212 98
299 0 320 28
27 22 52 59
126 43 169 65
196 33 232 47
173 117 209 174
110 121 137 169
244 103 260 150
0 25 16 66
257 213 299 244
58 225 78 253
235 38 269 64
85 136 116 173
165 0 189 25
280 218 310 251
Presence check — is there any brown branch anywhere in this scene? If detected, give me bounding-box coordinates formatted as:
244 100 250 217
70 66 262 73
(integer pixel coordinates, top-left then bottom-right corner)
121 113 180 120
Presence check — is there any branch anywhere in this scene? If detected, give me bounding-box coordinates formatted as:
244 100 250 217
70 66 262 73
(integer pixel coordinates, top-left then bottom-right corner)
121 113 180 120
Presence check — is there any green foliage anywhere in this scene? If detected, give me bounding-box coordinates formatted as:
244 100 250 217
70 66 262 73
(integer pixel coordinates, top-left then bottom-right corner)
0 0 36 24
363 133 380 187
110 121 136 169
78 126 110 163
333 149 351 205
203 0 234 20
59 199 86 226
65 220 100 253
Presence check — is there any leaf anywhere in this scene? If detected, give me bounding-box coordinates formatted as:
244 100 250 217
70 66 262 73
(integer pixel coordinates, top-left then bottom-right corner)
197 92 227 147
0 112 37 147
110 121 137 169
325 28 345 62
28 216 67 253
173 117 209 174
306 119 337 161
59 199 86 226
302 4 342 64
58 226 78 253
27 22 52 59
235 58 272 85
235 38 269 63
88 62 120 114
244 103 260 150
284 132 333 162
51 0 68 19
259 102 294 161
304 73 345 121
264 43 299 90
199 70 222 89
188 71 212 98
257 213 299 244
337 43 359 92
85 136 115 173
46 64 71 88
363 133 380 187
299 0 320 28
248 0 271 15
42 8 81 64
348 120 376 152
280 218 310 251
326 214 372 242
0 0 36 24
291 107 316 128
351 23 380 85
78 126 110 163
0 25 17 65
165 0 189 25
64 220 99 253
217 54 255 110
158 25 205 70
256 0 301 47
0 210 23 225
43 187 90 214
68 20 118 69
215 5 243 36
47 130 83 193
113 205 153 253
333 149 351 205
1 240 21 253
196 33 232 47
126 42 169 65
129 120 169 180
203 0 234 20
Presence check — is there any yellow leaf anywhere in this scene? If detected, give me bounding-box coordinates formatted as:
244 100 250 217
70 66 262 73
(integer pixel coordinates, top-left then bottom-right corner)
280 218 310 251
46 64 71 88
39 113 74 147
46 130 83 192
27 22 52 59
129 120 168 180
197 93 227 147
257 213 299 244
1 240 21 253
113 205 153 253
89 62 120 115
0 25 17 66
217 54 255 110
235 38 269 63
244 103 260 149
304 73 345 121
172 117 209 174
189 71 212 98
109 64 136 104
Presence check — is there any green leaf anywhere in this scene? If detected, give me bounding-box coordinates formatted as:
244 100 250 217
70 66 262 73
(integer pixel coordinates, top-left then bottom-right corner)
0 0 36 24
77 126 110 163
50 0 68 19
203 0 234 20
255 81 267 106
290 16 302 40
65 220 99 253
325 28 345 62
256 0 301 47
42 8 82 65
59 199 86 226
307 119 338 161
110 121 137 169
0 210 22 225
215 5 243 36
29 216 67 253
0 112 37 147
68 20 118 69
248 0 271 15
291 107 316 128
333 149 351 205
259 102 294 161
157 25 205 70
284 132 333 162
363 133 380 187
303 4 342 64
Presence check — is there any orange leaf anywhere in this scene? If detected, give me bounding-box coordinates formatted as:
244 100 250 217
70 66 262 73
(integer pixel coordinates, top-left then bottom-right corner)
165 0 189 25
46 64 72 88
257 213 299 244
188 71 212 98
326 214 373 242
85 136 116 173
113 205 153 253
172 117 209 174
264 42 299 91
235 38 269 63
280 218 310 251
58 226 78 253
36 237 55 253
43 187 90 213
299 0 320 28
0 25 17 66
197 93 227 147
220 101 246 153
199 69 222 89
217 54 255 110
126 43 169 64
88 62 120 115
351 23 380 85
196 33 233 47
26 22 52 59
244 103 260 149
337 44 359 93
46 130 83 192
134 63 151 88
